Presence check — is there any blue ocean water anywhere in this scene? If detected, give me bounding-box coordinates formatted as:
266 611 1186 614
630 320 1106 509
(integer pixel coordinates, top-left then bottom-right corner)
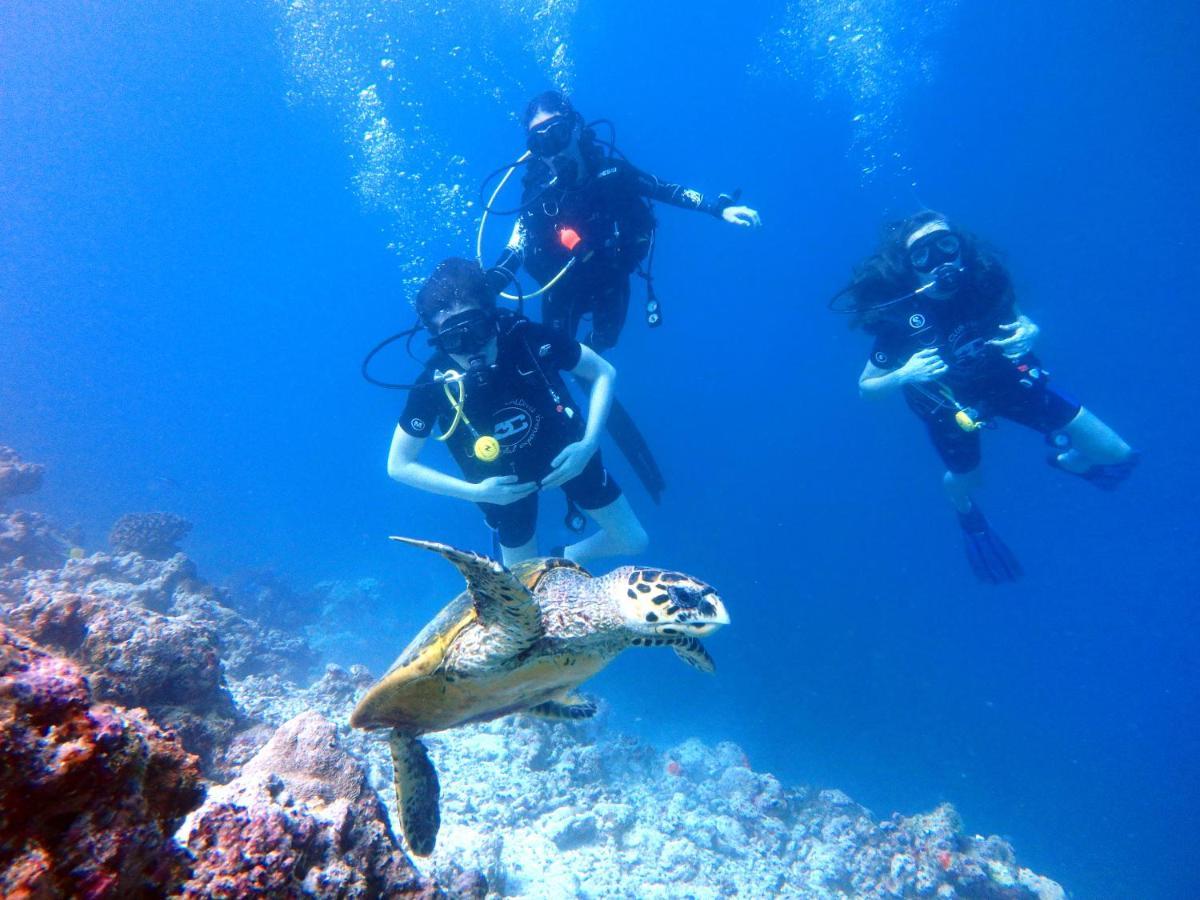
2 1 1197 897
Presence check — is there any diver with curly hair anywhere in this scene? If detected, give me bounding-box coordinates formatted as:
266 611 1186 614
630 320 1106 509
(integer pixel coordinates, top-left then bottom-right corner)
833 211 1137 583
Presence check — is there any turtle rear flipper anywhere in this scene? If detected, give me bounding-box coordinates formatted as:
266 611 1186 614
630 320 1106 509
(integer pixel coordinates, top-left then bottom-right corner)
669 636 715 674
388 731 441 857
528 693 598 720
390 537 542 647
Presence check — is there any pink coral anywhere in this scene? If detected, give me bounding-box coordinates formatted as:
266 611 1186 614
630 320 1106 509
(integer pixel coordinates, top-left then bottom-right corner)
181 711 442 898
0 624 204 898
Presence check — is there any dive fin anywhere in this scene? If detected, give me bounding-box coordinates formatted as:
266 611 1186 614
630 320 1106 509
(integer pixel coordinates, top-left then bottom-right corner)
387 731 441 857
527 693 598 720
669 636 716 674
957 505 1022 584
389 537 541 637
606 398 666 504
1047 450 1140 491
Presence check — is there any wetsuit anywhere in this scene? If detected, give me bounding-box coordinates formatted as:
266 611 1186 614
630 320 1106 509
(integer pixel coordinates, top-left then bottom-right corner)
486 145 731 350
484 143 725 504
866 286 1080 473
399 314 620 547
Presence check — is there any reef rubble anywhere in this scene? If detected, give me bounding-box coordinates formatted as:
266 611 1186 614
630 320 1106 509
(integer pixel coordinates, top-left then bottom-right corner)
0 444 1066 898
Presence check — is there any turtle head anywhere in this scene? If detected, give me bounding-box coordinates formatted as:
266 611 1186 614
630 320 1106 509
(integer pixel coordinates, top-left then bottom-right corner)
610 567 730 638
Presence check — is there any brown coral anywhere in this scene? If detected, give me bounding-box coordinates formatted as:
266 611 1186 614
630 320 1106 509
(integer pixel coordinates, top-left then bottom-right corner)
108 512 193 560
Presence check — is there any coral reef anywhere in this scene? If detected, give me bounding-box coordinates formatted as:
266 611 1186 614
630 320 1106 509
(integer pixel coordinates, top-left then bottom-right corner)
383 719 1067 899
0 445 44 506
108 511 193 559
0 447 71 571
224 566 320 628
232 669 1065 899
179 711 441 898
0 467 1065 898
4 555 240 774
306 577 416 668
2 549 319 775
0 509 72 571
0 624 203 898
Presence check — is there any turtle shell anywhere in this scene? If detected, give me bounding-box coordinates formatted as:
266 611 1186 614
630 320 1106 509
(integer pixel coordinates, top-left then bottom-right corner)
350 556 591 733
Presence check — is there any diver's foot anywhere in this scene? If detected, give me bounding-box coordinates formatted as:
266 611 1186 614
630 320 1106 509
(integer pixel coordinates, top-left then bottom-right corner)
1047 450 1140 491
958 504 1023 585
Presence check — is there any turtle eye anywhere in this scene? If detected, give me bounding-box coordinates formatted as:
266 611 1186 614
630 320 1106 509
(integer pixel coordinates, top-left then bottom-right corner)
667 586 717 618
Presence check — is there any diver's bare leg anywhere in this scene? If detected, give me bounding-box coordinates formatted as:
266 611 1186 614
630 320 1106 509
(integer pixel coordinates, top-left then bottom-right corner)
1055 408 1133 472
566 495 649 565
500 536 538 567
943 468 980 514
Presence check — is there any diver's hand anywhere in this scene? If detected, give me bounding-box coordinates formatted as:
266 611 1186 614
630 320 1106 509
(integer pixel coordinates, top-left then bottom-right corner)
541 439 597 489
895 348 948 384
722 205 761 228
471 475 538 506
988 317 1039 359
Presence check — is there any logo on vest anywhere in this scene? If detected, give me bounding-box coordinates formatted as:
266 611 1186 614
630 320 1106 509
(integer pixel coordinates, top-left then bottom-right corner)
493 400 541 450
410 418 426 433
908 313 926 329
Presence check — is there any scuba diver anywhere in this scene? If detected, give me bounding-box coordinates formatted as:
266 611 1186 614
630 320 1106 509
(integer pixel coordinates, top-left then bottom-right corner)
385 257 648 568
479 90 762 503
833 210 1137 584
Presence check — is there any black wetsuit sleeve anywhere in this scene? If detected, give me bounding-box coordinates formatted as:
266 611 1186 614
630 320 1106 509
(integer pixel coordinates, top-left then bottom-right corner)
485 219 527 295
868 336 898 369
632 166 730 218
398 380 442 438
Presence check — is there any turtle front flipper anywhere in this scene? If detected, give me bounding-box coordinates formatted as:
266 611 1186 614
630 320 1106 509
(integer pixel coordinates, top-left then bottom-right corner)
388 730 441 857
527 693 598 720
668 636 716 674
390 537 542 643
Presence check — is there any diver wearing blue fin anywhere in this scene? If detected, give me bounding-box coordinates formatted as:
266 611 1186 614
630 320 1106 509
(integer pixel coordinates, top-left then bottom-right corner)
831 211 1138 584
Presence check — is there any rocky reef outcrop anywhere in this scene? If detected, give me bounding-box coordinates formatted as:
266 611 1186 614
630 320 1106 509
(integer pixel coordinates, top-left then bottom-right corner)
0 446 72 570
0 445 44 506
179 710 440 898
0 624 203 898
3 553 320 775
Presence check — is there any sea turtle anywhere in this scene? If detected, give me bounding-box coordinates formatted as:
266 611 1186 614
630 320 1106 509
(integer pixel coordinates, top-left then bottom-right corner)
350 537 730 856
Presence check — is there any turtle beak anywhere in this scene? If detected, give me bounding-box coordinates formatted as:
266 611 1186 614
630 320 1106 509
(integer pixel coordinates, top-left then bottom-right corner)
650 585 730 637
673 592 730 636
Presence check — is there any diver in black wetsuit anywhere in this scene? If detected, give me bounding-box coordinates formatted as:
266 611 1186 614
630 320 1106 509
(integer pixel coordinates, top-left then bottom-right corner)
834 210 1137 584
387 258 647 567
482 91 761 503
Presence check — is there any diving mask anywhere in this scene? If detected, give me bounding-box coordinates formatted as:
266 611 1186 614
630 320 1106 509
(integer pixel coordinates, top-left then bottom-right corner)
526 114 577 157
908 232 962 272
432 308 497 356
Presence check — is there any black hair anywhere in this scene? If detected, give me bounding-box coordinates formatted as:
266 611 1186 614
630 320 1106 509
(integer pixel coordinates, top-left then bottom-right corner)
414 258 495 328
522 90 577 128
839 210 1014 330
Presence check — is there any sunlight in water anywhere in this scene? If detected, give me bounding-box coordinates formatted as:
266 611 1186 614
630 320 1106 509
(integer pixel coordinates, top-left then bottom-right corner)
754 0 958 185
273 0 578 285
